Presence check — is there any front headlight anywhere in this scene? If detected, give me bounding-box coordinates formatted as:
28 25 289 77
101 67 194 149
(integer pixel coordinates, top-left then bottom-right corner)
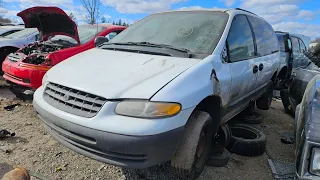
42 74 48 85
115 101 181 118
310 148 320 176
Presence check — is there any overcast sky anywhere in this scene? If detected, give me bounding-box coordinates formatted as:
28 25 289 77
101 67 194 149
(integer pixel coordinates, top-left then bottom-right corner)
1 0 319 38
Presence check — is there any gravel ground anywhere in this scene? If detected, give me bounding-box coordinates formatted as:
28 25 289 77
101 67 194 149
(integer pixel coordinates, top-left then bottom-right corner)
0 88 295 180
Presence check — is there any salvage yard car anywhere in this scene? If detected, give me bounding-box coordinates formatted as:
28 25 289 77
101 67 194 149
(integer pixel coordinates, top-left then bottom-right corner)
295 74 320 180
33 8 281 179
0 26 24 37
280 43 319 115
0 28 39 73
275 32 311 89
2 6 126 97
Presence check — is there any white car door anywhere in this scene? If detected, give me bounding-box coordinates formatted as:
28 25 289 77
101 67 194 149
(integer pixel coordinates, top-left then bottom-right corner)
226 15 257 113
246 15 279 90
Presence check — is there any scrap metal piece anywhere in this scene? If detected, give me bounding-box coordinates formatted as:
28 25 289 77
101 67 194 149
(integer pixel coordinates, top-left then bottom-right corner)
4 103 21 111
0 129 15 139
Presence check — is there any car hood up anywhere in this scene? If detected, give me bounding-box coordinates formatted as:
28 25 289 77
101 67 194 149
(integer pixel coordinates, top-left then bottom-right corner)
18 6 80 44
46 49 201 99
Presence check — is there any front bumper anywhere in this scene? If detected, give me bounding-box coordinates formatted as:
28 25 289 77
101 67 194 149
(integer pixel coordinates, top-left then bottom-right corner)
2 58 48 89
33 99 184 168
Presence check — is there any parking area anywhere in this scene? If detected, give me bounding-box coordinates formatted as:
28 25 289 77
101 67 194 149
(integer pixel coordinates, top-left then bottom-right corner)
0 88 294 180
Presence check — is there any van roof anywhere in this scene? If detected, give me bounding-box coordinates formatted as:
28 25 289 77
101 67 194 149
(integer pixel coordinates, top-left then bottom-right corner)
157 8 261 18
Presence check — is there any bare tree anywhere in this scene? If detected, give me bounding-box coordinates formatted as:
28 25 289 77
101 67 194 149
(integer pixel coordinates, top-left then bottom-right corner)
69 13 76 22
80 0 101 25
311 38 320 43
0 0 12 23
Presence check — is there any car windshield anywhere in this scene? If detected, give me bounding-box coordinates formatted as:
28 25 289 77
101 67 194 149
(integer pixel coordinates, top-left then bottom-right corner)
50 26 106 44
107 11 229 55
4 28 37 39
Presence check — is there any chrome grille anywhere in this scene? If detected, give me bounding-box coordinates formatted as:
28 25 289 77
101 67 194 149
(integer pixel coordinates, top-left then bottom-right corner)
43 83 107 118
8 53 21 62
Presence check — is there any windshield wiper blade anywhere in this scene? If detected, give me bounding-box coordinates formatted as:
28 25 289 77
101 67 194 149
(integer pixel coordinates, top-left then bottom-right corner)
127 42 192 57
104 41 192 57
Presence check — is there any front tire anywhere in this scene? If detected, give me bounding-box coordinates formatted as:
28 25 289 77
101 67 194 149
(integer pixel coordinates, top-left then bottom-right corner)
171 110 213 180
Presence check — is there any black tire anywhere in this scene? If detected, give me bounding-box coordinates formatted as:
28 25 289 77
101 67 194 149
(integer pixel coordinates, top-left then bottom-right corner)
8 86 33 101
256 83 274 110
280 89 293 115
207 148 230 167
0 47 19 73
171 110 213 180
212 124 231 154
241 112 263 124
9 87 24 99
227 124 266 157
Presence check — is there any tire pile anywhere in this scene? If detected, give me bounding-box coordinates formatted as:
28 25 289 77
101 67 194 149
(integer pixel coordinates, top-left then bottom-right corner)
207 108 267 167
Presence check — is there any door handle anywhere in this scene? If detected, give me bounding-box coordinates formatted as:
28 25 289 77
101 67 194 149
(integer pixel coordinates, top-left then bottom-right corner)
253 65 258 74
259 63 264 71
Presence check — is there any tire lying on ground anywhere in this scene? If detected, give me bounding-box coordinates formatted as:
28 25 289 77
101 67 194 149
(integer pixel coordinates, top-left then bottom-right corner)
280 89 295 116
241 112 263 124
212 123 232 154
207 148 231 167
171 110 213 180
227 124 266 157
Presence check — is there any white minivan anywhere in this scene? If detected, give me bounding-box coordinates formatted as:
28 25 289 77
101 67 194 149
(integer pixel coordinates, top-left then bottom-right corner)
33 8 280 179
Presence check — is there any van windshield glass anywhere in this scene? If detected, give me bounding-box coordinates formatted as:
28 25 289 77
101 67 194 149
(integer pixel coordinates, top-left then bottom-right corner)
107 11 228 55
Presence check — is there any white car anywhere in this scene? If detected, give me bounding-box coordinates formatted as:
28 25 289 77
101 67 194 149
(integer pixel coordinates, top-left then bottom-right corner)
0 28 39 72
0 26 24 37
34 8 281 179
0 28 39 49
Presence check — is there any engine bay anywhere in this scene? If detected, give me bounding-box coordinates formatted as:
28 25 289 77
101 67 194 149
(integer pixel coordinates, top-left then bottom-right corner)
21 40 76 65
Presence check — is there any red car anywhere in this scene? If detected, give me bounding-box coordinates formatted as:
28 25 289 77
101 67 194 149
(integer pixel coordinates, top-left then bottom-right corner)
2 6 126 97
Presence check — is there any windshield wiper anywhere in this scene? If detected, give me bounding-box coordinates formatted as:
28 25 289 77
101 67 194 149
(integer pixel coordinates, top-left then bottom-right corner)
104 41 192 58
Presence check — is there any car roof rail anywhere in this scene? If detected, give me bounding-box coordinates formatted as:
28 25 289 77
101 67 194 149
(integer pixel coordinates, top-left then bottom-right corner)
275 31 289 34
234 8 257 16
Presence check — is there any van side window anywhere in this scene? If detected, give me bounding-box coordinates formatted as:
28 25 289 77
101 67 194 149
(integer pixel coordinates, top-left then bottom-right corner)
299 39 306 52
287 38 292 51
291 37 300 52
247 16 278 56
227 15 255 62
277 35 285 52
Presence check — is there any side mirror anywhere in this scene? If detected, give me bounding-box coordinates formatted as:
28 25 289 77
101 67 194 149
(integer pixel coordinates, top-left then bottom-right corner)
94 36 109 47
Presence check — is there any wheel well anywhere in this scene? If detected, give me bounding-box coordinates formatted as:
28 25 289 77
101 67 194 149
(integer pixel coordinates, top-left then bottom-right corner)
0 46 19 52
271 71 277 82
0 46 19 57
277 67 288 80
194 95 223 135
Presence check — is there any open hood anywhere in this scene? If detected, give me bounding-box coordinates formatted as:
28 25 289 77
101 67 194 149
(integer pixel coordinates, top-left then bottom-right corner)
18 6 80 44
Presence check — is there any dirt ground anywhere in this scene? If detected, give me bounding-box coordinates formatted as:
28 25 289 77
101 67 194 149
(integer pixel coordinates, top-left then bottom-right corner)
0 88 295 180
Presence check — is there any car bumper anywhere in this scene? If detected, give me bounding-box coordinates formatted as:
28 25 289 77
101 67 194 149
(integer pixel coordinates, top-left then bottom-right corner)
33 99 184 168
2 59 48 89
